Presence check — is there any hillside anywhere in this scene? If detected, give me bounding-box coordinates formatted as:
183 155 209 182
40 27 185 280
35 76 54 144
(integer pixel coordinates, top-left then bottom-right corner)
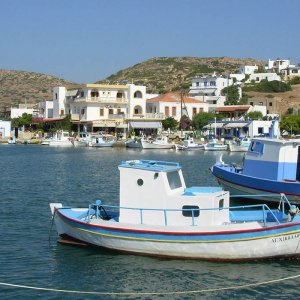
97 56 265 93
0 70 78 111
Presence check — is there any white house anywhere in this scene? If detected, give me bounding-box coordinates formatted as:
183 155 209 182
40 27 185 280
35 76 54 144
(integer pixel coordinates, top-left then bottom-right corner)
10 104 35 118
248 72 281 83
265 59 294 73
146 93 208 122
281 66 300 80
50 83 164 135
35 100 53 118
0 120 11 138
239 65 258 75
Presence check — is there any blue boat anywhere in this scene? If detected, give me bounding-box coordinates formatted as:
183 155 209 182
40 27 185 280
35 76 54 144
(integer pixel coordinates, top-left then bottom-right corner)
211 137 300 203
51 159 300 260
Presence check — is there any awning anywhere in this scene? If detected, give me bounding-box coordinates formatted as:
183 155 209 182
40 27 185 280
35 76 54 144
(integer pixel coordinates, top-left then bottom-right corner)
203 123 225 129
130 121 162 129
66 89 78 97
224 122 249 128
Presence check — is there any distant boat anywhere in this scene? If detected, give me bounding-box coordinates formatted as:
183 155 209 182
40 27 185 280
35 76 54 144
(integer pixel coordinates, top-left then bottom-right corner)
88 134 116 147
204 139 228 151
125 139 142 148
229 137 251 152
41 131 76 147
141 136 174 149
211 137 300 203
175 137 204 150
50 159 300 260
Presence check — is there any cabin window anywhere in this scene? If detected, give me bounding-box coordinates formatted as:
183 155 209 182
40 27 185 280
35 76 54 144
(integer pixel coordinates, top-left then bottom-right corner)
250 141 264 154
182 205 200 217
219 199 224 210
137 179 144 186
167 171 182 190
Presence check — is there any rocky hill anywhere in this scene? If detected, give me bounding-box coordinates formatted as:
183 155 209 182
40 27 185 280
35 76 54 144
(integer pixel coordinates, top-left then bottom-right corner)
97 56 265 93
0 70 78 111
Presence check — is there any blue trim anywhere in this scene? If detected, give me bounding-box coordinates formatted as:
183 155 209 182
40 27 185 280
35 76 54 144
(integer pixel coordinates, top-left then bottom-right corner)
212 164 300 196
56 209 300 243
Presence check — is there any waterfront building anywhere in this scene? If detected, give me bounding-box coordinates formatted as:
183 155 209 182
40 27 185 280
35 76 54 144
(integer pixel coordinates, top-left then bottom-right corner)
50 83 164 137
0 120 11 138
265 59 294 73
188 74 233 111
10 104 36 118
146 93 208 122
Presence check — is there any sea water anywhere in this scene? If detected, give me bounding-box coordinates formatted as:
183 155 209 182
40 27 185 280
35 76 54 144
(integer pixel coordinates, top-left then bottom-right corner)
0 145 299 299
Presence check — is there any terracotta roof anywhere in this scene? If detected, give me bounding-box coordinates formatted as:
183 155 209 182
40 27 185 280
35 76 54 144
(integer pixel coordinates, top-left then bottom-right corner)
216 105 251 113
147 93 205 104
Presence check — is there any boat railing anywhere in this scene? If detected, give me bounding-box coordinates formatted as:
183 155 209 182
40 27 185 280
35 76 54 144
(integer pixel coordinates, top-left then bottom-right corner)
86 193 291 226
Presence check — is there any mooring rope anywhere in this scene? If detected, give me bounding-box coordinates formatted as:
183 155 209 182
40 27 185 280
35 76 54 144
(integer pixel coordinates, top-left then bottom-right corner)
1 273 300 296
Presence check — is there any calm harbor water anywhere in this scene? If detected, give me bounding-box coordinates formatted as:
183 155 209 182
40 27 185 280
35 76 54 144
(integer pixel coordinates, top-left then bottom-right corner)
0 145 300 299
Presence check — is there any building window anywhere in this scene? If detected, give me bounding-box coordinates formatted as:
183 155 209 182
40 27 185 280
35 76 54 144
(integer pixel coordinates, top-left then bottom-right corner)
182 205 200 218
196 82 199 87
219 199 224 210
165 107 169 117
256 77 259 81
55 93 58 100
200 108 203 112
134 91 143 98
193 107 197 115
81 109 85 115
269 102 273 107
213 100 217 104
172 107 176 116
117 108 122 114
80 91 84 97
204 81 207 87
91 90 99 97
109 109 113 115
250 102 254 106
210 81 216 86
60 109 64 115
100 108 104 116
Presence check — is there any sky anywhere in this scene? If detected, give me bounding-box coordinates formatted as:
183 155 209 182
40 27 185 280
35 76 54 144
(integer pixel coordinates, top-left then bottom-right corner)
0 0 299 83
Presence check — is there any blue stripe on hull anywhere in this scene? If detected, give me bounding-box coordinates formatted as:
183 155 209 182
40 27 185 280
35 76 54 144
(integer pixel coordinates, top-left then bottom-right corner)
212 165 300 196
56 210 300 243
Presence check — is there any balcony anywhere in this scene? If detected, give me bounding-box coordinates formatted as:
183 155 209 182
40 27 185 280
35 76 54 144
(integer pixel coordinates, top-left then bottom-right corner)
73 97 128 104
125 113 165 120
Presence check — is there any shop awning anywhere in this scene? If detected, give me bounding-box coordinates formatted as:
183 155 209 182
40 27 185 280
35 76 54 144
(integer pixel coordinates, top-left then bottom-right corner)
129 121 162 129
224 122 249 128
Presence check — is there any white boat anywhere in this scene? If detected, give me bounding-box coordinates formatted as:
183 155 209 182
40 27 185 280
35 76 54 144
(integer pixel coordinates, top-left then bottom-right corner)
41 131 77 147
141 136 174 149
229 137 251 152
50 159 300 260
175 137 204 151
204 139 228 151
212 137 300 203
88 134 116 147
125 139 142 148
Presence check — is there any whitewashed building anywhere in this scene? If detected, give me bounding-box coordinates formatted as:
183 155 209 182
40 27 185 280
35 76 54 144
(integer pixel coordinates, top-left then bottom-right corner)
146 93 208 122
248 72 281 83
265 59 294 73
51 83 164 135
0 120 11 138
10 104 35 118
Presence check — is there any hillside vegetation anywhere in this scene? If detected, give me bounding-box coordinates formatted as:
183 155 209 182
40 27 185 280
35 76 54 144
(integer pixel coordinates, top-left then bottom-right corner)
0 70 78 110
97 56 264 93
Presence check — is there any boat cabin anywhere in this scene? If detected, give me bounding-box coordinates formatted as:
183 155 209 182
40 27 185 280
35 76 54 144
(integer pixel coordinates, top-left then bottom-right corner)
244 138 300 181
118 160 230 226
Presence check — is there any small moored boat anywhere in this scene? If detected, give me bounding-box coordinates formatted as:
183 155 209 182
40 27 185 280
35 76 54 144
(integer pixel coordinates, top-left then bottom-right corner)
212 137 300 203
175 137 204 151
141 136 174 149
50 159 300 260
204 139 228 151
229 137 251 152
88 134 116 147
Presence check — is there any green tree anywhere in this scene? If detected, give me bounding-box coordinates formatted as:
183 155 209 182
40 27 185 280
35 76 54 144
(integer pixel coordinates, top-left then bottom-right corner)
244 111 263 120
162 117 178 130
280 115 300 134
192 112 215 130
12 113 32 128
222 85 240 105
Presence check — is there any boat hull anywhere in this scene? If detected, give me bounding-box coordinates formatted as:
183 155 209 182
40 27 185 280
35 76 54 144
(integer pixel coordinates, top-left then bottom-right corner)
53 208 300 260
141 141 174 149
212 164 300 203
